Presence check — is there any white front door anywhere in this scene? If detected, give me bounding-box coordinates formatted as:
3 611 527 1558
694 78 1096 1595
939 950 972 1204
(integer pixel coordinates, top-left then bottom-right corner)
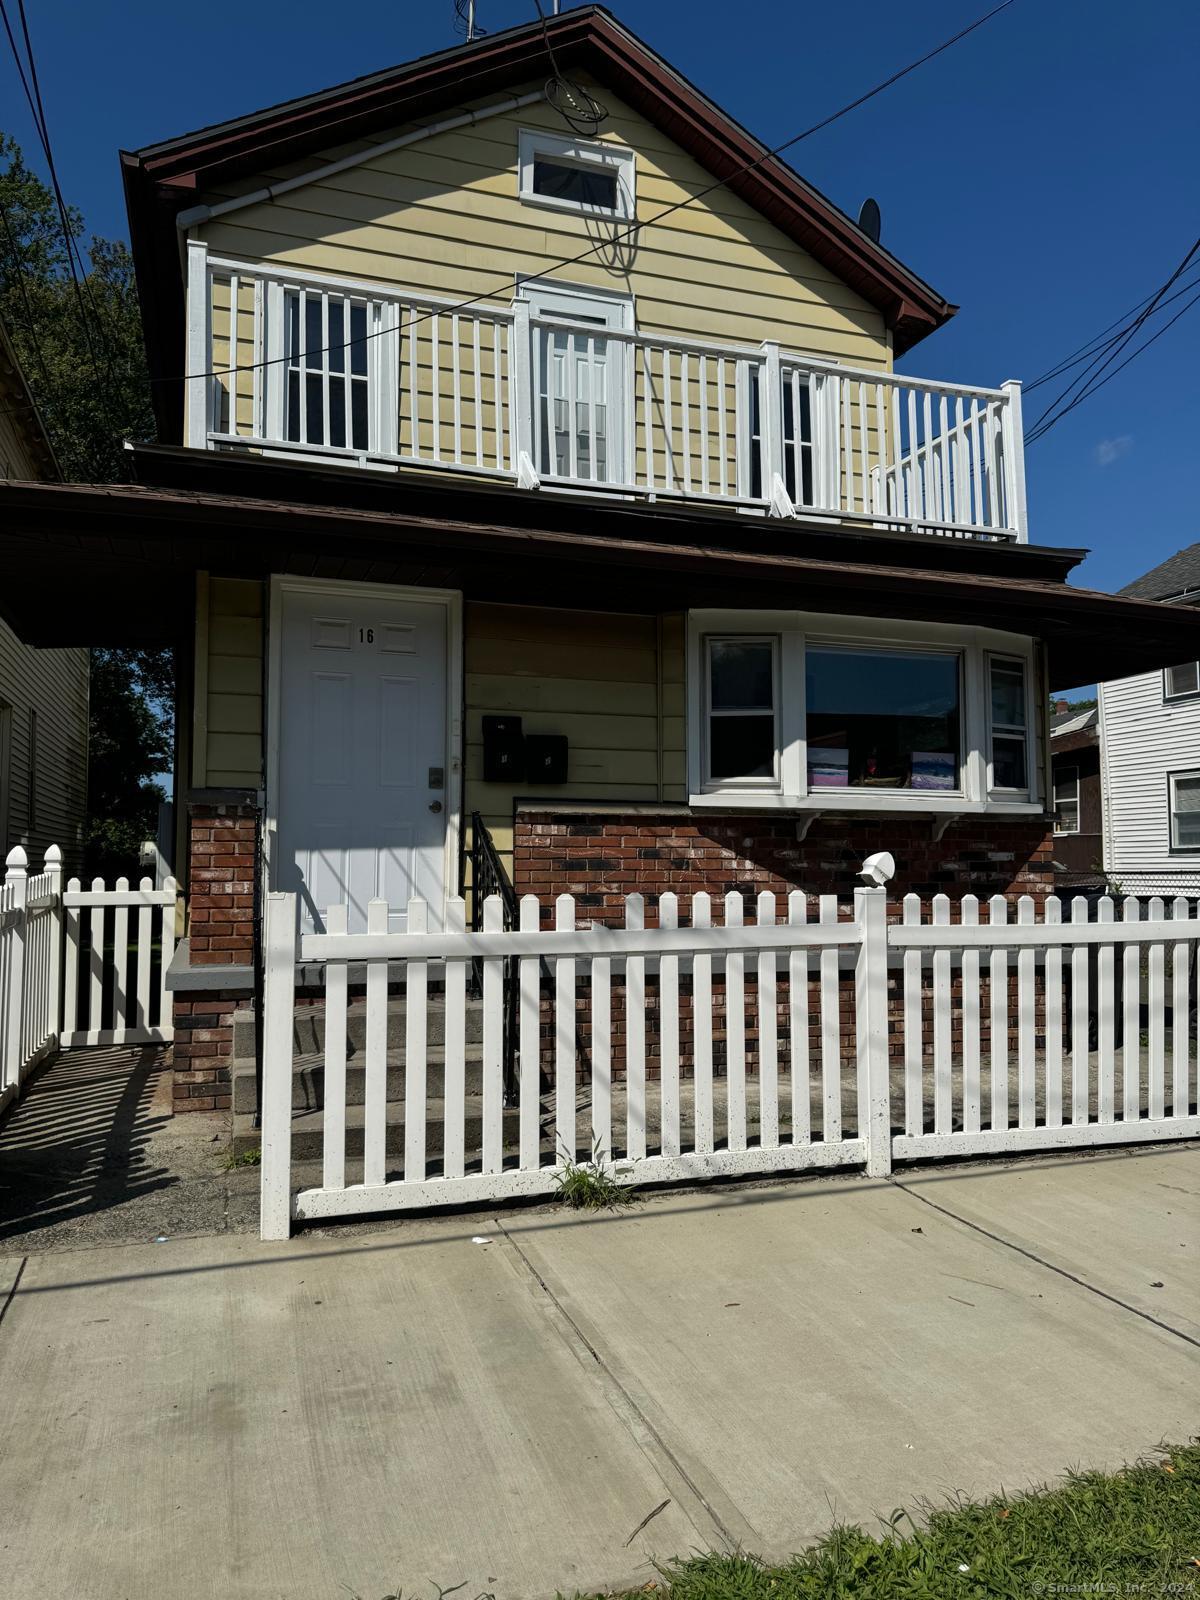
521 281 632 487
275 584 450 934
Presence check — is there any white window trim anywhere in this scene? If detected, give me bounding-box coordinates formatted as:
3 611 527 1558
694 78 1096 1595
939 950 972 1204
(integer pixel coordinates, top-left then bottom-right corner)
1054 763 1080 835
702 634 784 794
1168 769 1200 853
1163 661 1200 702
517 128 635 221
985 650 1037 801
686 611 1041 814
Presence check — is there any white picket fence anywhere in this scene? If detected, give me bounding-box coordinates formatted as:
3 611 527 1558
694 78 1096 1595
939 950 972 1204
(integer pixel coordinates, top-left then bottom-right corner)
0 844 177 1113
258 875 1200 1238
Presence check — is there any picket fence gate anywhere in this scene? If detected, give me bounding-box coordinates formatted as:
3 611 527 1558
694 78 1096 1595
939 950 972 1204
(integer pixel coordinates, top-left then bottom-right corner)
259 873 1200 1238
0 844 177 1114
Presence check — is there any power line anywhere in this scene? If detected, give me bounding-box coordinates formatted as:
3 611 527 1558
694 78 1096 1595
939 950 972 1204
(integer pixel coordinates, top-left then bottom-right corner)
0 194 57 397
1025 263 1200 394
1027 280 1200 446
0 0 125 413
157 0 1016 390
1026 234 1200 443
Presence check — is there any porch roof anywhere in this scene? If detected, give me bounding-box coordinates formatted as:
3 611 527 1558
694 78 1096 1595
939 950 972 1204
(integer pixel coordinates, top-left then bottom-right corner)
1 456 1197 688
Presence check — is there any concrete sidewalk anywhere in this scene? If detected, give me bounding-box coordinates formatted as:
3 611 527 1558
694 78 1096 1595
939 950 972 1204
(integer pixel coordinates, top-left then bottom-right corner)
0 1144 1196 1600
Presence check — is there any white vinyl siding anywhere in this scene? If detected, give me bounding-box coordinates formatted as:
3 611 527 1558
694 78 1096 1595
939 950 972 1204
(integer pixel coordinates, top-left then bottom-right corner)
1100 665 1200 890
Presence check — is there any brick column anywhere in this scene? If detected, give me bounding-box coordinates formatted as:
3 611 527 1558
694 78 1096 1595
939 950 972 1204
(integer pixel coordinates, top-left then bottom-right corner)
169 795 259 1113
186 799 258 965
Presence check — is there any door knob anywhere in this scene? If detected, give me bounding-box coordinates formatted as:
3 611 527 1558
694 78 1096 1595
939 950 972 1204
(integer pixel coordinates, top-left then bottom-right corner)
429 800 443 813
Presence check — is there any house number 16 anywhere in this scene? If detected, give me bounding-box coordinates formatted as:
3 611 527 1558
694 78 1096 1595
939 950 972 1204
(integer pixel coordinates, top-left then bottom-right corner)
358 627 375 644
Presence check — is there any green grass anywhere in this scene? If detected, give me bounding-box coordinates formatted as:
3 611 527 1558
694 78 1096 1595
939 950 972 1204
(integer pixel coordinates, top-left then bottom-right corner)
569 1443 1200 1599
553 1138 639 1211
218 1146 261 1171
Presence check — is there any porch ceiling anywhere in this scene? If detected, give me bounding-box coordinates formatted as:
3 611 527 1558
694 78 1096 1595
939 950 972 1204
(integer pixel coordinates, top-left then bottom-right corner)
1 462 1197 688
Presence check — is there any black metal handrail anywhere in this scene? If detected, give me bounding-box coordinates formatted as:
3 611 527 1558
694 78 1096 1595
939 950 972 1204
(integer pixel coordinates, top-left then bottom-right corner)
469 813 519 1104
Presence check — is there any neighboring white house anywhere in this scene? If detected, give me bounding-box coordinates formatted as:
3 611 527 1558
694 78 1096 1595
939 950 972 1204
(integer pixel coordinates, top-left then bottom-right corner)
1099 543 1200 895
0 316 90 871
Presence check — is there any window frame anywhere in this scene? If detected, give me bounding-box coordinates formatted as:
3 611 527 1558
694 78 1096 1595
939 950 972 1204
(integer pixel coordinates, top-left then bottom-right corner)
1167 768 1200 854
702 634 783 793
1053 763 1080 835
685 611 1040 814
986 652 1034 800
1163 661 1200 702
517 128 636 221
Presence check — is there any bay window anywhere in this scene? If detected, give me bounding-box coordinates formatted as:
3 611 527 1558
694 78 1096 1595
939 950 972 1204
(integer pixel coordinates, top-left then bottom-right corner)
705 637 779 786
689 613 1040 810
988 656 1029 792
805 647 960 792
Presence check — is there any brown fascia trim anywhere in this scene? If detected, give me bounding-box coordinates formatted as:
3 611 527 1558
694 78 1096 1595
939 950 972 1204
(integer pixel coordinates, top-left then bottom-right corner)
0 477 1163 621
122 441 1084 586
122 8 954 437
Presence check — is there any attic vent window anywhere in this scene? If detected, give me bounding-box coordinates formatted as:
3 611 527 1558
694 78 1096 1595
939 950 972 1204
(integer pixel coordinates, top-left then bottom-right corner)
532 158 618 211
518 128 634 220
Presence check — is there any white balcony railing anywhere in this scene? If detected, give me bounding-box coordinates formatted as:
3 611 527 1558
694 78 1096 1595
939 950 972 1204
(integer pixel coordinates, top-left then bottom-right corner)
187 245 1028 543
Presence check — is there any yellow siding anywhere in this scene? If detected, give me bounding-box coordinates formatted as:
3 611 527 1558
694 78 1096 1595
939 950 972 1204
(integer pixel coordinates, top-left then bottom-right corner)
465 602 685 880
196 574 263 788
196 77 891 442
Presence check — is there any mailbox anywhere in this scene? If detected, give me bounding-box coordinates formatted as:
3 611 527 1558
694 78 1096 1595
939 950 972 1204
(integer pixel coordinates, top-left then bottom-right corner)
525 734 568 784
482 715 524 783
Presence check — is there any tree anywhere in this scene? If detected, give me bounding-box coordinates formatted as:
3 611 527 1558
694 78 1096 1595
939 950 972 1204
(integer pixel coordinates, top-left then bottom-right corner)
85 650 172 881
0 134 154 481
0 135 174 876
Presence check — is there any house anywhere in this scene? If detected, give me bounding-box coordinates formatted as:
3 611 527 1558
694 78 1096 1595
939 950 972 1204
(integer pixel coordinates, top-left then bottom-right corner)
0 316 89 871
1099 544 1200 897
0 7 1198 1120
1049 702 1103 890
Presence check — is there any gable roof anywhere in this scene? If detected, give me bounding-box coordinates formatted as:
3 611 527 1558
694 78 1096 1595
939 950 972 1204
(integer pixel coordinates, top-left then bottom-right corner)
121 5 957 442
1119 542 1200 603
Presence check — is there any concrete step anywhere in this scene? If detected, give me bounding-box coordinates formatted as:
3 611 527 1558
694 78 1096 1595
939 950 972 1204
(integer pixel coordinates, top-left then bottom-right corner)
231 996 486 1060
230 1049 490 1115
234 1096 524 1161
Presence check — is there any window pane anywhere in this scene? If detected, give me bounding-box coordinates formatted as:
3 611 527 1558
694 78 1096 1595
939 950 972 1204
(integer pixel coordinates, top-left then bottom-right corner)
805 648 960 790
286 371 300 442
305 295 321 362
285 291 300 360
328 301 344 373
710 715 775 781
305 371 323 443
1055 800 1079 835
532 159 618 210
350 303 368 376
993 735 1027 791
1167 661 1199 697
990 661 1026 729
710 640 773 710
351 378 369 451
329 375 346 448
1174 778 1200 849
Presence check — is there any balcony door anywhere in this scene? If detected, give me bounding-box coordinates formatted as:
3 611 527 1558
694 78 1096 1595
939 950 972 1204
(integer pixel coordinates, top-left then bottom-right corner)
520 281 632 487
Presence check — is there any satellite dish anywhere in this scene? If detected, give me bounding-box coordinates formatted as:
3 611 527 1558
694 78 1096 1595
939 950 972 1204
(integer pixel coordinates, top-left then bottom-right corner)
858 197 881 243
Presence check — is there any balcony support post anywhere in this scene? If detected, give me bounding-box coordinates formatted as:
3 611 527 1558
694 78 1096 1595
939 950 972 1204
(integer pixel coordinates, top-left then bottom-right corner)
510 299 540 489
759 341 794 517
185 238 210 452
1001 379 1029 543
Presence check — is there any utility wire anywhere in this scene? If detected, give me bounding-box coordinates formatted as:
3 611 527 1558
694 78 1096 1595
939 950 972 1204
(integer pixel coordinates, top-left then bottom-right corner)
1026 234 1200 442
0 0 124 409
1027 280 1200 445
0 194 57 398
1025 263 1200 393
155 0 1016 389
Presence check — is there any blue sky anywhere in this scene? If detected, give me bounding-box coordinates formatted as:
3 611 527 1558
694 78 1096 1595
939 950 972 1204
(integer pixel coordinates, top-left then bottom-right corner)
3 0 1198 691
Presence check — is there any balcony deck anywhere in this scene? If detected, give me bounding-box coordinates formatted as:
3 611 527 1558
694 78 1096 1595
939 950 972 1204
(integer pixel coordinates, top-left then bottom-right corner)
188 247 1028 544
